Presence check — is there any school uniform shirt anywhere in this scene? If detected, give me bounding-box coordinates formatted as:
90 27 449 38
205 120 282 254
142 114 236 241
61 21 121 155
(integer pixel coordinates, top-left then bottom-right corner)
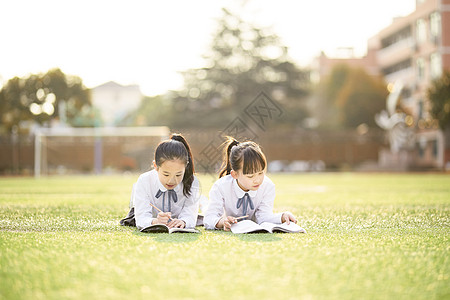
204 174 283 230
132 169 200 230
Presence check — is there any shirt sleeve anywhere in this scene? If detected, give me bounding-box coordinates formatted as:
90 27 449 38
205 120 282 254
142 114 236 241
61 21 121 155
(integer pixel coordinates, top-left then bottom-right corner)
254 181 283 224
133 176 156 230
204 182 225 230
176 178 200 228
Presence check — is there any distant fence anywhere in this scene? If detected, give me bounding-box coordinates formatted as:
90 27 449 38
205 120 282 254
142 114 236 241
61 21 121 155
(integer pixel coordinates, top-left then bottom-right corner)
182 129 385 172
0 134 162 176
0 135 35 175
0 129 386 175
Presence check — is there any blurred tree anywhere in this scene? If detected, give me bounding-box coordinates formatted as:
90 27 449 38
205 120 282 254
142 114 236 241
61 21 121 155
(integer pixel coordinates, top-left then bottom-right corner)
428 71 450 130
0 68 94 132
336 68 387 128
313 64 352 128
120 94 172 127
314 64 387 129
167 7 310 128
324 64 352 102
428 71 450 165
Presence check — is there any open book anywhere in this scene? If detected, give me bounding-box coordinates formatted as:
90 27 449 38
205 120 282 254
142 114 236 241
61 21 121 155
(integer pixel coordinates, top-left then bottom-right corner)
140 224 200 234
231 220 306 234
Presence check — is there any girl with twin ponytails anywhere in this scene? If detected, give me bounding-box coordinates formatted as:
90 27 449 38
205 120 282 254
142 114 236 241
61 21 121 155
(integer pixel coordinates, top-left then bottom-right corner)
204 136 297 231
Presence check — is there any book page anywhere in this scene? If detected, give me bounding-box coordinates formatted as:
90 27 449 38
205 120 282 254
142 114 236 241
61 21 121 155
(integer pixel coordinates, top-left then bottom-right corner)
141 224 200 233
260 222 306 233
230 220 270 234
169 227 200 233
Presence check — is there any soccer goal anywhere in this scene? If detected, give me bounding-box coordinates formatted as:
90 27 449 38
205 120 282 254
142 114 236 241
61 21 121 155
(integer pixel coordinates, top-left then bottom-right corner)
34 126 170 178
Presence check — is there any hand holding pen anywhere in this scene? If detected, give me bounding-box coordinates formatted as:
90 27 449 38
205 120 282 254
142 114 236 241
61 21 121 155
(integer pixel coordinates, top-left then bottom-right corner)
150 203 173 223
149 203 186 228
222 215 248 231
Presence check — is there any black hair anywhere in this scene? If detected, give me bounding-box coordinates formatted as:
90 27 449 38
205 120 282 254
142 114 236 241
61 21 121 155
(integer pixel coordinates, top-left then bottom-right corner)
154 133 195 196
218 136 267 178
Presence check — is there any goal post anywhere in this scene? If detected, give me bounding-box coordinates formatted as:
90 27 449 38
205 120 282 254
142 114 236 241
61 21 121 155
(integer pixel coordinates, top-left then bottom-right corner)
34 126 170 178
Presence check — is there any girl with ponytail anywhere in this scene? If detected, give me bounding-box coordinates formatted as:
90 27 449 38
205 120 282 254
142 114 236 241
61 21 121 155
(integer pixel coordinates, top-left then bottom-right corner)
120 133 200 230
204 136 297 231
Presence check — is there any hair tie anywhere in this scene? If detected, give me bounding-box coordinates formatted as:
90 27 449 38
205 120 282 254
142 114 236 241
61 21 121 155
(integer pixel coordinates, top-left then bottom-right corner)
229 140 239 153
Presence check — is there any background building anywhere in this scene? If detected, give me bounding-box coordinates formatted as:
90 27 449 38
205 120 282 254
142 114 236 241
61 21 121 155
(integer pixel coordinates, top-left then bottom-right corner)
91 81 142 126
314 0 449 169
312 47 380 83
368 0 450 169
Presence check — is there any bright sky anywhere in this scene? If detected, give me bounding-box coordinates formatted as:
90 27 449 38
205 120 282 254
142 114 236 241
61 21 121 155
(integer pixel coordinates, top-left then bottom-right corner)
1 0 416 96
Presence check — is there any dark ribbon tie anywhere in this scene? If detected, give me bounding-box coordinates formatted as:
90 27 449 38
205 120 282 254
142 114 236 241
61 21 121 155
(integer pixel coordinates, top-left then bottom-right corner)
155 189 178 212
236 192 254 216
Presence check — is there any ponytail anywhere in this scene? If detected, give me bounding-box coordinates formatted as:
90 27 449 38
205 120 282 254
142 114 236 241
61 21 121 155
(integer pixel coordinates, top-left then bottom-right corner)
154 133 195 196
219 136 267 178
219 136 239 178
171 134 195 197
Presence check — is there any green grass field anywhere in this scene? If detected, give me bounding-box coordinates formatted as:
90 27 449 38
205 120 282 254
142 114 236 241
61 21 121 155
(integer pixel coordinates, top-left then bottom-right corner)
0 173 449 300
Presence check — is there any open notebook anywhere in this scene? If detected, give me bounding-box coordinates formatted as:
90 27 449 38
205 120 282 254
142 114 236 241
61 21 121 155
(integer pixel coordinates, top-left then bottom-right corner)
231 220 306 234
140 224 200 234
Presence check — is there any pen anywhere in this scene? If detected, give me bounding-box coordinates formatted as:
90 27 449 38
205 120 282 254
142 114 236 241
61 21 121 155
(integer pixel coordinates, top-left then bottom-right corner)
235 215 249 220
149 203 173 222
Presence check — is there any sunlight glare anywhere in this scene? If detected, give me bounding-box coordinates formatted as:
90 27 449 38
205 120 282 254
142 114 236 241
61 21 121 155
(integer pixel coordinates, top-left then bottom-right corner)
42 102 55 115
30 103 42 115
36 89 45 101
45 93 56 104
387 83 395 93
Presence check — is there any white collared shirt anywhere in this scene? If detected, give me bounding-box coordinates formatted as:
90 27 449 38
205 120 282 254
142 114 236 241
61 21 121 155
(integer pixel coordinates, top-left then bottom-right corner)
132 169 200 229
204 174 283 230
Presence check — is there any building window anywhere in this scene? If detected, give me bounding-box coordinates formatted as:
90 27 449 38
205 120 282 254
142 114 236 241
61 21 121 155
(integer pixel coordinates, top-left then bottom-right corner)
430 12 441 42
433 139 438 158
418 100 424 120
382 59 411 76
430 53 442 79
418 142 425 158
381 26 412 49
416 19 427 44
416 58 425 80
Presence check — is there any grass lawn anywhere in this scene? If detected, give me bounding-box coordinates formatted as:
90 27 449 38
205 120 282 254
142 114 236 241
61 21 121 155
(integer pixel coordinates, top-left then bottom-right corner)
0 173 449 300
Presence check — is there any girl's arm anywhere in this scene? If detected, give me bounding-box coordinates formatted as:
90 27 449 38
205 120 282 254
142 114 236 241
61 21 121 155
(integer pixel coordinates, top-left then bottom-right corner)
176 178 201 228
133 177 157 230
204 183 227 230
254 180 284 224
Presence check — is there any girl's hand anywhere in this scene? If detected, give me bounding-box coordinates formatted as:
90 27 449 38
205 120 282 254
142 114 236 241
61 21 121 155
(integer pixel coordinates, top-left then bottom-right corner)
155 212 172 224
281 212 297 225
222 216 237 231
167 219 185 228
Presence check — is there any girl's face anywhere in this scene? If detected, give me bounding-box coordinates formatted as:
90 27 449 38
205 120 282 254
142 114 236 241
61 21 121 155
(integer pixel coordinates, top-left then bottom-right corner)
231 169 265 192
153 159 185 190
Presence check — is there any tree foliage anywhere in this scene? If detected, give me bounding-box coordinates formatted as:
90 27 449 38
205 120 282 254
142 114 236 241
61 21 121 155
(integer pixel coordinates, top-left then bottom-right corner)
315 64 387 129
428 71 450 130
120 95 172 127
166 8 310 128
337 68 387 128
0 68 93 132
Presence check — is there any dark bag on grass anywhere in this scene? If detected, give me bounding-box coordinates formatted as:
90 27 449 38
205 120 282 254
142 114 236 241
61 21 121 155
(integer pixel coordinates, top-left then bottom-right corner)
119 207 136 227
